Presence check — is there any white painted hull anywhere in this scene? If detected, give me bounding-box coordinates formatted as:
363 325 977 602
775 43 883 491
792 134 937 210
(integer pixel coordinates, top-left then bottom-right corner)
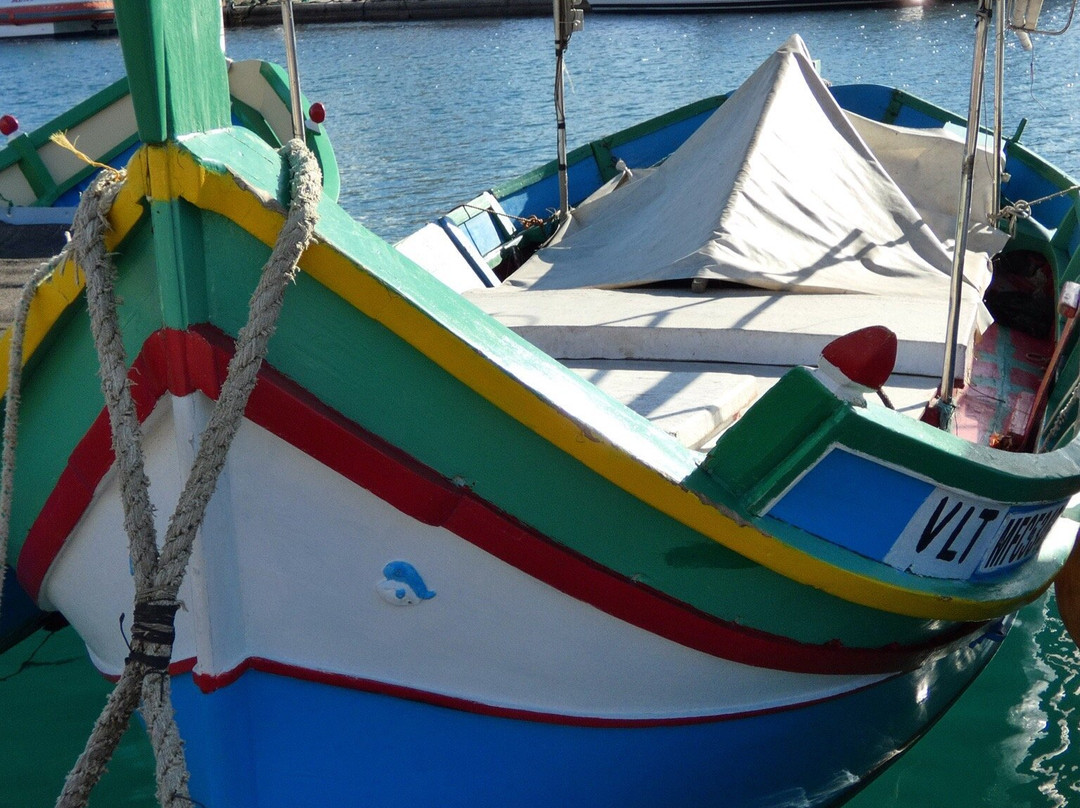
33 383 1004 806
42 391 892 719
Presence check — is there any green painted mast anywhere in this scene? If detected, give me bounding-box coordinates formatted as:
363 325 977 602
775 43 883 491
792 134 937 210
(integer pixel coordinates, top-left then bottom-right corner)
113 0 231 143
112 0 235 332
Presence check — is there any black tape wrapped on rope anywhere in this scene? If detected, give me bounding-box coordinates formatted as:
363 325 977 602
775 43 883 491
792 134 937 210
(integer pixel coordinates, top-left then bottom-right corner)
126 600 180 671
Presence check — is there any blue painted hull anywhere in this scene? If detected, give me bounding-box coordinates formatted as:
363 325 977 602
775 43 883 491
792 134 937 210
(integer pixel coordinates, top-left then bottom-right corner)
171 629 1003 808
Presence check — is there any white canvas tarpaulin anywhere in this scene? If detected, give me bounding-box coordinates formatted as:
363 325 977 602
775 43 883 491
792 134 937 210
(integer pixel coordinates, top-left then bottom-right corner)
846 112 1004 257
507 35 1003 299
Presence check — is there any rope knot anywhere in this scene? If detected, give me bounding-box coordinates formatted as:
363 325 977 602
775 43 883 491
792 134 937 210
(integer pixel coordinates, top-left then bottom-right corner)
998 200 1033 236
1001 199 1032 221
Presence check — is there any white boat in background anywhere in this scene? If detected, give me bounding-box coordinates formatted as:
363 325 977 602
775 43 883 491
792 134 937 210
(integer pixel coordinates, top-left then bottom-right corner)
586 0 913 10
0 0 114 38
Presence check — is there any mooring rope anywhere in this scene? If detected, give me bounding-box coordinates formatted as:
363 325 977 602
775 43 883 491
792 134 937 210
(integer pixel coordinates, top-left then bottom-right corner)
0 138 320 808
0 250 72 616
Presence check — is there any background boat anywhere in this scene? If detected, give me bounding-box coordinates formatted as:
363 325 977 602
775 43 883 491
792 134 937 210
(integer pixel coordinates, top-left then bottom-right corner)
586 0 919 11
0 57 339 264
0 0 114 39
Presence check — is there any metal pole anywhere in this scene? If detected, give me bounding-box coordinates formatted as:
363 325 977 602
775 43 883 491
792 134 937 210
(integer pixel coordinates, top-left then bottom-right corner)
281 0 305 141
554 0 570 217
938 0 993 424
993 0 1005 193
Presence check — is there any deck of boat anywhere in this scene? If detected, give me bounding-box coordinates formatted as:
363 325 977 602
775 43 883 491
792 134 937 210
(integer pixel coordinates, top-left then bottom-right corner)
464 282 987 450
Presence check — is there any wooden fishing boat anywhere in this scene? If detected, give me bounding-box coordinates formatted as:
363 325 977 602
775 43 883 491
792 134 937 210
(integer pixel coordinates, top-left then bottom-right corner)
0 55 338 648
3 0 1080 805
585 0 911 12
0 58 339 257
0 0 113 38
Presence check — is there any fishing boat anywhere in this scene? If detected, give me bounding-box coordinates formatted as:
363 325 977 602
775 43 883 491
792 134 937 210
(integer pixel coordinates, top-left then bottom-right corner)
0 0 113 38
586 0 911 11
0 57 338 259
3 0 1080 805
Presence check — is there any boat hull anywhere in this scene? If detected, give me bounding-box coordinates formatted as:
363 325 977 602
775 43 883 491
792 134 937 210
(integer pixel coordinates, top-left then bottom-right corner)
34 366 1004 807
170 637 1000 808
7 34 1080 798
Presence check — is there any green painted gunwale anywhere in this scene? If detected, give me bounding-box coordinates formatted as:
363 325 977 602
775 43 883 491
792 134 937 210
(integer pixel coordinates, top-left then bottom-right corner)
707 368 1080 507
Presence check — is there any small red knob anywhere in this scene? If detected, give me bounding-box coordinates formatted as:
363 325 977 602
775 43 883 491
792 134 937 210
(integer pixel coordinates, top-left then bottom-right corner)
821 325 897 390
0 115 19 136
308 102 326 125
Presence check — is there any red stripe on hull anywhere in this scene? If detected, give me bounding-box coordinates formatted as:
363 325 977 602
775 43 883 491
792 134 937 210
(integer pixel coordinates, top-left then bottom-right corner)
103 652 893 726
19 326 985 676
186 655 894 727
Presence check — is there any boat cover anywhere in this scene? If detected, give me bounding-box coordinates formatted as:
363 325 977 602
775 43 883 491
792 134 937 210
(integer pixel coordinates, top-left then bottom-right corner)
507 35 1004 299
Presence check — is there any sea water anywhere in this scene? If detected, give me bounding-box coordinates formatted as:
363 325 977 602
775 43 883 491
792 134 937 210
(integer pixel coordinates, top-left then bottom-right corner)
2 5 1080 804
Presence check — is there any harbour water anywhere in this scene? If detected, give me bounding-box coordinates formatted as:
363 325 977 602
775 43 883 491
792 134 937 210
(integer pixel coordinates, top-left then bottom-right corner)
2 4 1080 804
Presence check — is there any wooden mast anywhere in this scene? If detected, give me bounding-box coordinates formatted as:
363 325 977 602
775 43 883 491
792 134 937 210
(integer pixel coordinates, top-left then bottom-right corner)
113 0 231 143
111 0 234 333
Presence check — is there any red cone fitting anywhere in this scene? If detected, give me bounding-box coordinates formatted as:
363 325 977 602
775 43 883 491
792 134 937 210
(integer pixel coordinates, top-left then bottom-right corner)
820 325 897 390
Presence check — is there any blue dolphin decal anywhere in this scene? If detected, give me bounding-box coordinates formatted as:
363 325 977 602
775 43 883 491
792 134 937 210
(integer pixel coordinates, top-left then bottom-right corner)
382 561 436 601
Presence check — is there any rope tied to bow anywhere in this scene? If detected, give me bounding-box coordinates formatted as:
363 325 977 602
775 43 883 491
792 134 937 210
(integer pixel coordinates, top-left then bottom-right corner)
0 137 320 808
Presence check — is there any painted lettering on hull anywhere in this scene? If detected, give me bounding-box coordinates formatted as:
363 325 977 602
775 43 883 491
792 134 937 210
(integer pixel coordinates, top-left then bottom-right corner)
886 494 1066 579
980 505 1066 573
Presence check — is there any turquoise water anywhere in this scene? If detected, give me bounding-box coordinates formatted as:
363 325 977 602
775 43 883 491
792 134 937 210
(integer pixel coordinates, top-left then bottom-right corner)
3 5 1080 805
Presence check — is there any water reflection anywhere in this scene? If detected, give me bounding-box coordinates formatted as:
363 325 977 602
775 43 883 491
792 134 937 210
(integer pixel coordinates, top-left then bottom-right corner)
851 592 1080 807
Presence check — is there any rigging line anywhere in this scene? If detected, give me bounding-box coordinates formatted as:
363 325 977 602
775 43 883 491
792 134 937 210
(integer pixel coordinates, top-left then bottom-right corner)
0 628 74 683
997 184 1080 230
460 203 545 226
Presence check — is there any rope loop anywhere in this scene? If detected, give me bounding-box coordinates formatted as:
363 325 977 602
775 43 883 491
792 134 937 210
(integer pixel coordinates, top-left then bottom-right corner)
0 137 327 808
1001 199 1032 221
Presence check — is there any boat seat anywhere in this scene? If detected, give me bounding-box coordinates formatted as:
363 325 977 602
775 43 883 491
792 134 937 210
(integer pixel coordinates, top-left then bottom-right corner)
465 286 985 381
565 363 759 449
395 223 490 293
